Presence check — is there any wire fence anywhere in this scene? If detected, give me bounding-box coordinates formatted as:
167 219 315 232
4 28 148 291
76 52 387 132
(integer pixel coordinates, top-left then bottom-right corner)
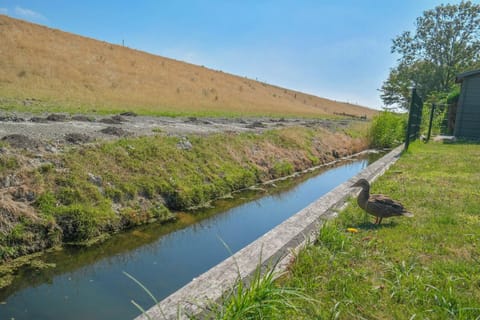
405 88 423 150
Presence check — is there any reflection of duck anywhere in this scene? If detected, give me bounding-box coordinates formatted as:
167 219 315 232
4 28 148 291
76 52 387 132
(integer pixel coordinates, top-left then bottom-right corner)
351 179 413 225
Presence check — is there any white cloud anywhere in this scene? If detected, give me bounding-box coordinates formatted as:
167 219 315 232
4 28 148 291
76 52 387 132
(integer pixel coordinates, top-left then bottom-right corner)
0 8 8 14
14 6 47 21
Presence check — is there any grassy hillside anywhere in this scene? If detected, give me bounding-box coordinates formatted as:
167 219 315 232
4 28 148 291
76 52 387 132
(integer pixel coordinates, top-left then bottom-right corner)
0 15 376 118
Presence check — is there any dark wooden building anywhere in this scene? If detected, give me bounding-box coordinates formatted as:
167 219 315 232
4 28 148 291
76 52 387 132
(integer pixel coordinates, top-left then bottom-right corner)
454 69 480 139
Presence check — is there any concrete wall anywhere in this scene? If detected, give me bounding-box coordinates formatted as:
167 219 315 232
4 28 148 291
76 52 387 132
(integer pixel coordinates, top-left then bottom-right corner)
136 145 404 320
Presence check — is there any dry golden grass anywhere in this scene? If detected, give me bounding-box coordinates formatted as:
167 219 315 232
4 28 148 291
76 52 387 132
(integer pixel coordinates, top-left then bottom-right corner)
0 15 376 117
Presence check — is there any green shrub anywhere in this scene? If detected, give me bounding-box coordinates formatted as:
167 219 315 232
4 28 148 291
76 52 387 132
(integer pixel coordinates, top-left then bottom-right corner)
149 204 172 221
35 192 57 215
55 204 100 242
6 224 26 244
421 103 448 137
104 186 123 202
38 163 55 174
54 198 115 243
446 86 460 105
368 111 407 148
308 155 320 166
0 245 17 260
422 89 455 136
272 160 294 177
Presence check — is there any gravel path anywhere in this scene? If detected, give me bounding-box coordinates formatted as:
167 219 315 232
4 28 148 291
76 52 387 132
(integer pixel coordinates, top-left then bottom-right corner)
0 111 355 149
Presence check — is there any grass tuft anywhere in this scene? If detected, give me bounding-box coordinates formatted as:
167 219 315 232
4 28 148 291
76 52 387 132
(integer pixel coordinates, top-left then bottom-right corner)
205 266 315 320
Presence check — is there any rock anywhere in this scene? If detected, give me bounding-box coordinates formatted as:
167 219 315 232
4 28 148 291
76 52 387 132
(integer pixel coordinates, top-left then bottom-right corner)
11 186 36 202
176 137 193 150
0 115 25 122
65 133 92 144
120 112 137 117
2 174 20 188
87 173 103 186
45 144 59 153
72 115 95 122
3 175 11 188
184 117 211 125
46 114 67 122
99 118 119 124
246 121 266 129
1 134 40 149
111 115 126 122
100 115 126 124
30 116 48 123
99 126 132 137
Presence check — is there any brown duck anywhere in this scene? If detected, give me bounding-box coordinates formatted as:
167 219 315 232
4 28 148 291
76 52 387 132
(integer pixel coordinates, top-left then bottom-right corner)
351 179 413 225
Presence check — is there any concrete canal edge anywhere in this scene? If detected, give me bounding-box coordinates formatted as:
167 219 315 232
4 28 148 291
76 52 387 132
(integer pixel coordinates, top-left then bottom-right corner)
136 145 404 320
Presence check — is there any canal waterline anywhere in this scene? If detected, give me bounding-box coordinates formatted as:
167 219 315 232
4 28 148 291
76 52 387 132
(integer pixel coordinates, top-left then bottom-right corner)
0 153 381 320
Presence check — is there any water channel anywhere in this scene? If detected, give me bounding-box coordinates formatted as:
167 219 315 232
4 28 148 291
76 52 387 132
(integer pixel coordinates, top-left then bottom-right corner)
0 153 381 320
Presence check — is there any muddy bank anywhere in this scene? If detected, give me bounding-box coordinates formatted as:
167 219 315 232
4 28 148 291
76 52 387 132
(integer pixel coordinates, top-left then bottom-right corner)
0 114 369 286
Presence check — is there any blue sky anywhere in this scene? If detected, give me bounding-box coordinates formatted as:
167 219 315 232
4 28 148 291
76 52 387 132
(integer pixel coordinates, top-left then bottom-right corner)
0 1 464 109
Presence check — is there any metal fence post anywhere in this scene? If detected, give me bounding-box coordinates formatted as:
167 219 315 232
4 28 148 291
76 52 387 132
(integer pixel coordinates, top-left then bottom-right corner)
426 103 436 142
405 87 424 151
405 88 416 151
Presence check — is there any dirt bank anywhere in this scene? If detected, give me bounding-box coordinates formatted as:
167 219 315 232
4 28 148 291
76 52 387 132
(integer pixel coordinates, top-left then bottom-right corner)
0 113 369 284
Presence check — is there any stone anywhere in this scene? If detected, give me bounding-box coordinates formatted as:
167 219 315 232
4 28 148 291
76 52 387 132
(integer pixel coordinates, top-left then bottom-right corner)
87 173 103 186
176 137 193 150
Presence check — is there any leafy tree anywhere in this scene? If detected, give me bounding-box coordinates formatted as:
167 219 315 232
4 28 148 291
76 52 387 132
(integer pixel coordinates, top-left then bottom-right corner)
381 1 480 109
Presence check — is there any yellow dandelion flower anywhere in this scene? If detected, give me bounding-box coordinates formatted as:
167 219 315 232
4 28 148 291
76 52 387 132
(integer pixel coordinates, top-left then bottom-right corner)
347 228 359 233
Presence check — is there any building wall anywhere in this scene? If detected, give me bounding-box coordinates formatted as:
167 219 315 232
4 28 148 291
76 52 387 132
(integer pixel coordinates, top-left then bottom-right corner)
455 74 480 138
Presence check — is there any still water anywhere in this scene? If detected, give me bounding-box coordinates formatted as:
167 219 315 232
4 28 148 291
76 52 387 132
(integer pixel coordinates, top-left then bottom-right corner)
0 154 380 320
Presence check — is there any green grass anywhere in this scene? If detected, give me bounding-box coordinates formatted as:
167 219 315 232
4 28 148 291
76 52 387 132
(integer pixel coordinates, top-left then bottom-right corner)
277 141 480 319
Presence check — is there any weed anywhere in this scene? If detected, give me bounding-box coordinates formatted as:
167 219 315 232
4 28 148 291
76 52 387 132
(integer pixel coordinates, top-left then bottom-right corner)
272 161 294 177
0 155 19 173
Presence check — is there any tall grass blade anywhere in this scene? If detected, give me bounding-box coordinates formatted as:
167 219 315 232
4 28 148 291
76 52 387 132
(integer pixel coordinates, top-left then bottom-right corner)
123 271 168 320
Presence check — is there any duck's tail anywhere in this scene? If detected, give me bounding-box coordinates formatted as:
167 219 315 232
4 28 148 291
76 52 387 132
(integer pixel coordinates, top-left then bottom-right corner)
402 211 414 217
